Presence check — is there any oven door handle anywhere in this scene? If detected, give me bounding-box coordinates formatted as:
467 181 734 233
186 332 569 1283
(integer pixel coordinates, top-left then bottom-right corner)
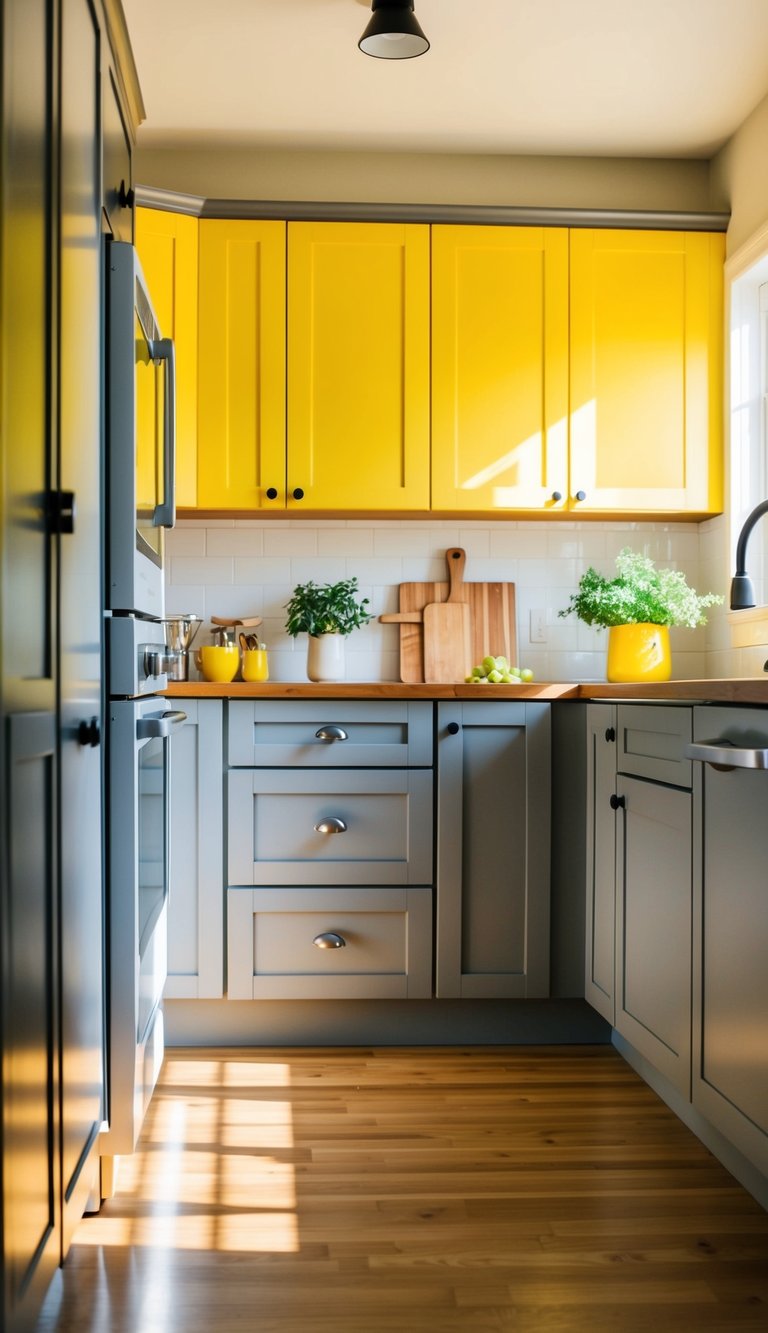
136 710 187 740
685 740 768 770
149 335 176 530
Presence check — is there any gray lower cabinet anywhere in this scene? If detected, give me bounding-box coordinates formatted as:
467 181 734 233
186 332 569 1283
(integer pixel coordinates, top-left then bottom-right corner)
166 700 224 999
615 771 692 1098
436 700 551 998
689 706 768 1179
585 704 618 1022
226 700 434 1001
227 886 433 999
587 704 693 1098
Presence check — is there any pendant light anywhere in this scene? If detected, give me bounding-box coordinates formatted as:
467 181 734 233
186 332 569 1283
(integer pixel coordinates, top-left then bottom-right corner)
358 0 430 59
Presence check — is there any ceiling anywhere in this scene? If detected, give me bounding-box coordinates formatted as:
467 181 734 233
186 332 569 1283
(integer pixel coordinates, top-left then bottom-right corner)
122 0 768 159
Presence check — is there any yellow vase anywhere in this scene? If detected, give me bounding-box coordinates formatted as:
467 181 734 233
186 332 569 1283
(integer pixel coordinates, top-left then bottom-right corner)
606 623 671 683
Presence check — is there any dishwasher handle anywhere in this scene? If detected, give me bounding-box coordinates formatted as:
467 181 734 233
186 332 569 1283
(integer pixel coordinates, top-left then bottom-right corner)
685 740 768 770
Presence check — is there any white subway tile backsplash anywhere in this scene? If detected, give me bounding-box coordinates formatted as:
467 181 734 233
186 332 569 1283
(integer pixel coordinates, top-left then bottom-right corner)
203 586 262 622
166 517 714 684
318 529 375 556
206 528 265 558
172 556 233 586
235 557 291 584
166 527 206 557
290 558 348 586
164 585 206 619
490 529 548 559
264 528 318 557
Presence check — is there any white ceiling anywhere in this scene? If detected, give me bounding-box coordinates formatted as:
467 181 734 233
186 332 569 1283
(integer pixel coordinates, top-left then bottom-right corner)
122 0 768 158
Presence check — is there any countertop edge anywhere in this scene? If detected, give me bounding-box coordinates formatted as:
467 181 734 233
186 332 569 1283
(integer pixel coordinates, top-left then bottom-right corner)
162 679 768 704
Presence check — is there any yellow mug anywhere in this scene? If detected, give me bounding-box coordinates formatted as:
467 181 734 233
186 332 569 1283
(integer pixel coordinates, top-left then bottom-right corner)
241 648 269 682
198 644 239 683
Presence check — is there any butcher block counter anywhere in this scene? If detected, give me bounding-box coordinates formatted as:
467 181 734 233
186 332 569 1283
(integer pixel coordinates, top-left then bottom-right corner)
163 678 768 703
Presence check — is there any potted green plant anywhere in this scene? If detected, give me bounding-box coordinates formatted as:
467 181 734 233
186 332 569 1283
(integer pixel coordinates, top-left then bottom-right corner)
559 548 722 682
284 578 373 681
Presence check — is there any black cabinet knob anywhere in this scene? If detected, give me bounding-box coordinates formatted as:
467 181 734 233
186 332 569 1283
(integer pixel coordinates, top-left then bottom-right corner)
78 717 101 748
446 721 460 735
117 179 134 209
292 487 305 501
609 793 625 810
605 726 616 742
574 490 587 503
551 491 563 502
265 487 278 500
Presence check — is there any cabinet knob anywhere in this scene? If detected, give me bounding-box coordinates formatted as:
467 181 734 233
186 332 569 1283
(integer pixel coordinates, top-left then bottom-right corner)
314 816 347 835
313 932 346 949
609 793 625 810
605 726 616 742
551 491 563 503
574 490 587 503
265 487 278 500
292 487 305 501
77 717 101 748
446 721 461 735
117 179 134 209
315 725 348 743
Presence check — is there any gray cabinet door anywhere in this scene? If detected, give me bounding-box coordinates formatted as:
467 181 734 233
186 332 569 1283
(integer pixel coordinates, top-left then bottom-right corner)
615 774 692 1097
228 700 433 768
1 0 61 1323
227 886 433 1000
585 705 618 1022
436 701 551 998
228 768 433 886
691 706 768 1178
58 0 105 1254
166 701 224 998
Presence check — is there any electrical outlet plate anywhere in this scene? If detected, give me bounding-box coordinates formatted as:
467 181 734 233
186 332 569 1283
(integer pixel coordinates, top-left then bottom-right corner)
530 609 547 644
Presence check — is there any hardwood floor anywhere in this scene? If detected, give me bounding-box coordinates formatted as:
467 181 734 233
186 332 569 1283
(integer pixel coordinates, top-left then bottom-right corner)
38 1046 768 1332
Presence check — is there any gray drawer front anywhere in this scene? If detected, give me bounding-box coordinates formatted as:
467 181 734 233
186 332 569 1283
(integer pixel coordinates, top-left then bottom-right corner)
617 704 692 787
227 700 433 767
227 886 433 1000
228 768 433 885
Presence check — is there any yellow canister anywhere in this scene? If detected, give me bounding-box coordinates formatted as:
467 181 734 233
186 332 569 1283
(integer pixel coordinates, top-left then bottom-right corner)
241 648 269 682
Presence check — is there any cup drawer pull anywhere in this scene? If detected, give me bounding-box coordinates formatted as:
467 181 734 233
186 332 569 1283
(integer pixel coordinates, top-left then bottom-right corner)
315 726 348 743
313 932 346 949
314 816 348 835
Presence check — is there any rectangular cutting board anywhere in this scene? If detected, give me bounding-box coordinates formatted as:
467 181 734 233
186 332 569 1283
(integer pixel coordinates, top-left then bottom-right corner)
395 577 517 683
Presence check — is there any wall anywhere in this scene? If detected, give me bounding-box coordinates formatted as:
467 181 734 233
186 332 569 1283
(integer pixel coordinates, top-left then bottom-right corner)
135 146 715 214
166 518 711 684
710 89 768 256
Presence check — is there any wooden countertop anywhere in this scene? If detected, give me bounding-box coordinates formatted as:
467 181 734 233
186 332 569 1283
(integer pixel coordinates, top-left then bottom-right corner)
163 678 768 704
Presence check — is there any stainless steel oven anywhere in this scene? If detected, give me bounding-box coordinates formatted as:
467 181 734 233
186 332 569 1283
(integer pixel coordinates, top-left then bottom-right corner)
101 698 186 1157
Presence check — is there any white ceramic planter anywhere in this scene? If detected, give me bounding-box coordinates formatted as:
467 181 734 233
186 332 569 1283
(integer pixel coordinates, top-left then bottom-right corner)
306 632 345 682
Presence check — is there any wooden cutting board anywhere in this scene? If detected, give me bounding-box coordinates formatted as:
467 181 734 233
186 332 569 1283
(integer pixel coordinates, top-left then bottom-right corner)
422 548 472 683
381 554 517 683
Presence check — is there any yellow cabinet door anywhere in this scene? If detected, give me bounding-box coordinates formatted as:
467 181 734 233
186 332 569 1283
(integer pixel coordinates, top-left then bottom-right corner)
569 229 724 515
431 226 569 513
287 222 430 511
197 219 286 510
135 207 198 508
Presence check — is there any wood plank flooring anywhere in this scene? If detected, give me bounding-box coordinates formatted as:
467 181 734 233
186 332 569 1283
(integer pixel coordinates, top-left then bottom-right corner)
37 1046 768 1332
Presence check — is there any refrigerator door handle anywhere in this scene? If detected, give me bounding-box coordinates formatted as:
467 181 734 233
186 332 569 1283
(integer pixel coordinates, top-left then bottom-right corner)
149 336 176 529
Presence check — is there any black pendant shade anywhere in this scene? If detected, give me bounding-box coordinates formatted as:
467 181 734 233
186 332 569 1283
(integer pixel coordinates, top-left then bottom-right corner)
358 0 430 59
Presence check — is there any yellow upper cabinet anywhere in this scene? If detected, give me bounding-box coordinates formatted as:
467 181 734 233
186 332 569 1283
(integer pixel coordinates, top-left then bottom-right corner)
569 229 724 515
197 219 286 510
287 222 430 511
135 207 198 507
431 226 569 513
